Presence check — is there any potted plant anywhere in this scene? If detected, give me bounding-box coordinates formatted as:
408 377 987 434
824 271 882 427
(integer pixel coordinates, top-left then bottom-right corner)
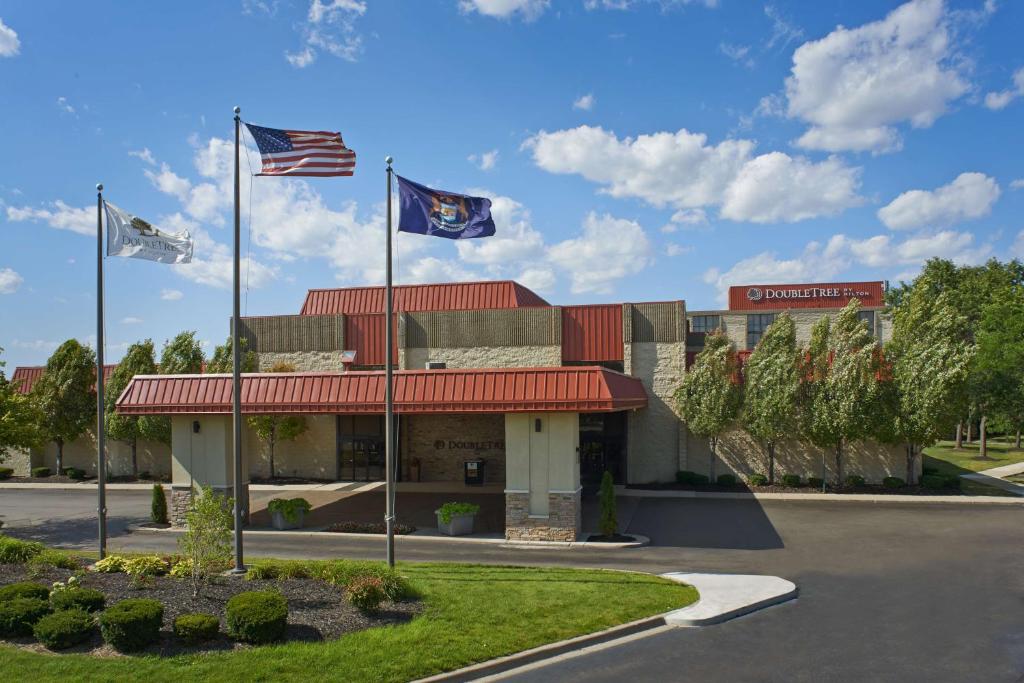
267 498 312 530
435 502 480 536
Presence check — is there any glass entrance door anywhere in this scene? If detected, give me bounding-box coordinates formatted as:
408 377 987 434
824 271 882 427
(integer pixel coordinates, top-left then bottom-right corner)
337 415 388 482
579 412 627 489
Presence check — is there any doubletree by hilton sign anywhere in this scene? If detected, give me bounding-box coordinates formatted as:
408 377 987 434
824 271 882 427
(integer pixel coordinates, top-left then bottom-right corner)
728 282 884 311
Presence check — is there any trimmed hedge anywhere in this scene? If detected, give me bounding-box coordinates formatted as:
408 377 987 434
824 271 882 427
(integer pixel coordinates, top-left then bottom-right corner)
347 576 386 613
0 467 13 480
675 471 709 486
0 581 50 602
883 476 905 489
99 599 164 652
807 477 825 489
31 467 51 478
226 591 288 644
65 467 86 480
844 475 866 487
173 612 220 643
51 588 106 613
781 474 802 487
0 597 51 637
28 549 79 570
748 473 768 486
33 609 95 650
716 473 737 486
921 474 955 490
0 536 44 564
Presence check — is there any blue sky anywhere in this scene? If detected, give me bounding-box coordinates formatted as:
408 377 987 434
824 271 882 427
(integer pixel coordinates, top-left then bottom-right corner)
1 0 1022 371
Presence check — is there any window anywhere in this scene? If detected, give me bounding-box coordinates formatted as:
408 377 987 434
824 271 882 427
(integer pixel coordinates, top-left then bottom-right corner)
746 313 777 350
857 310 876 336
689 315 721 334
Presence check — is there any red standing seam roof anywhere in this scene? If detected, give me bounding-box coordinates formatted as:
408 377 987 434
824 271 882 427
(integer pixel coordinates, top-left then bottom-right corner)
9 365 117 395
115 367 647 415
561 304 624 363
300 280 549 315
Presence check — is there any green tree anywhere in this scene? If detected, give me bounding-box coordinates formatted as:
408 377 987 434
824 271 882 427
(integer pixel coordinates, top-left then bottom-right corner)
247 362 307 479
598 471 617 538
178 486 233 598
881 291 974 483
0 348 46 462
104 340 159 477
798 301 882 486
159 331 205 374
675 330 742 480
974 286 1024 459
206 336 258 374
33 339 97 475
742 313 799 484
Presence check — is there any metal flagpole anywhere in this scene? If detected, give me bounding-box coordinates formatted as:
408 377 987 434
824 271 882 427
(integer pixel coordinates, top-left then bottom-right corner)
96 183 108 560
385 156 395 567
231 106 246 573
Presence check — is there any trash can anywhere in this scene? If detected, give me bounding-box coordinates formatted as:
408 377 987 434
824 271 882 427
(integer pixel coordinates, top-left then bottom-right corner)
464 459 485 486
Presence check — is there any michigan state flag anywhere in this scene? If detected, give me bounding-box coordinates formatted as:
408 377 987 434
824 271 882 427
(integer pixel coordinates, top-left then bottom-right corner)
105 202 193 264
396 176 495 240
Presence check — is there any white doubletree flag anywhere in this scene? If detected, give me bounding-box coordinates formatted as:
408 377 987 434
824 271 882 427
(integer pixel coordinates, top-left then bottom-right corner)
104 201 193 264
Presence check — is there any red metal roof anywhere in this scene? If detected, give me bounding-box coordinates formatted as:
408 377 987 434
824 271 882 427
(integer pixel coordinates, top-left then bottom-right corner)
728 282 885 311
300 280 549 315
115 367 647 415
562 304 623 363
345 314 397 366
10 365 117 395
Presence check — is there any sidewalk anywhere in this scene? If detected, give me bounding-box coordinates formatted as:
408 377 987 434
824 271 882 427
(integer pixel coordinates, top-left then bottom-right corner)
619 488 1024 504
959 461 1024 497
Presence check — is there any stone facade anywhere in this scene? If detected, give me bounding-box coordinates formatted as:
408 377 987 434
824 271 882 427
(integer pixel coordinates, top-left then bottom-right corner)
504 489 581 542
170 486 192 526
625 342 687 484
404 414 505 483
403 345 562 371
257 351 344 372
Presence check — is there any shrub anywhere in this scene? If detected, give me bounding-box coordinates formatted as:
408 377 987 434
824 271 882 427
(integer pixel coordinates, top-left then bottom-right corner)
920 474 951 489
347 576 386 613
33 609 95 650
748 473 768 486
0 581 50 602
93 555 128 573
324 521 416 535
151 484 169 525
123 555 169 577
922 465 939 475
313 561 415 601
29 549 79 571
883 476 905 489
173 612 219 644
178 486 233 598
225 591 287 644
31 467 51 478
0 597 51 637
99 599 164 652
65 467 86 480
168 558 193 579
0 535 44 563
436 502 480 524
781 474 802 488
944 476 961 490
0 467 13 480
844 475 866 487
51 587 106 613
267 497 312 524
808 477 825 489
598 471 617 537
675 471 709 486
716 473 737 486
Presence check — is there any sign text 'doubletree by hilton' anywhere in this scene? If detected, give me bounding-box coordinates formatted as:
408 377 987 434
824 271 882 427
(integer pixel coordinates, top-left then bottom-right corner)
727 281 884 310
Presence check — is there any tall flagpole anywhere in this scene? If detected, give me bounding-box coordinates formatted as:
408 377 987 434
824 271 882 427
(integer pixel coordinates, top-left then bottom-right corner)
231 106 245 573
385 156 395 568
96 183 107 560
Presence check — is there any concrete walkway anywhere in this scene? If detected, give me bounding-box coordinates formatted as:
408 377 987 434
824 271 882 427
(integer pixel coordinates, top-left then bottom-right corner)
661 573 798 626
959 461 1024 496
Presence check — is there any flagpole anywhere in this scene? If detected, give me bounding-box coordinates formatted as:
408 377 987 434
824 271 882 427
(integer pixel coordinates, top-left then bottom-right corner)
385 156 395 568
231 106 246 574
96 183 107 560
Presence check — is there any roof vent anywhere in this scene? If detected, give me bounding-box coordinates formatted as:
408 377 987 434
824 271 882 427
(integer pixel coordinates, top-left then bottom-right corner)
425 361 447 370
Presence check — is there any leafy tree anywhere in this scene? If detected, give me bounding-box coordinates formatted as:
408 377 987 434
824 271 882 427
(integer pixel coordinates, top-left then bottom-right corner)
247 362 307 479
33 340 96 475
742 313 799 484
974 286 1024 458
0 348 46 462
178 486 233 598
598 471 617 538
675 330 742 480
104 340 159 477
159 331 205 374
880 291 974 484
206 336 258 374
798 301 881 486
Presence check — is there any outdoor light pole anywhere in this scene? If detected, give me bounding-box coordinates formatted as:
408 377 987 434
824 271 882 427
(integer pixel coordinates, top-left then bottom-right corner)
96 183 108 560
231 106 245 574
384 156 396 568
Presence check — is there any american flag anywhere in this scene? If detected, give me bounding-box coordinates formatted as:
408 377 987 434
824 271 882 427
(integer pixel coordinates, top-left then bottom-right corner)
244 123 356 177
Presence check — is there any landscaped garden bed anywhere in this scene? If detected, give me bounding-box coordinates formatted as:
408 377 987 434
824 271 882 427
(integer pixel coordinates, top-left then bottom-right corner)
324 521 417 535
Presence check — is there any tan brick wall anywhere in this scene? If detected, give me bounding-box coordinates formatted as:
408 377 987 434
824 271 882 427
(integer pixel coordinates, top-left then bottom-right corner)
257 351 344 372
249 414 337 480
625 342 686 484
405 414 505 483
29 435 170 478
4 448 32 477
404 345 561 370
505 490 580 542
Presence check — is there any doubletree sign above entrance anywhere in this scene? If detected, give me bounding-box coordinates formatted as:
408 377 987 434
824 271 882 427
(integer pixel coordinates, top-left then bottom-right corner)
728 281 884 311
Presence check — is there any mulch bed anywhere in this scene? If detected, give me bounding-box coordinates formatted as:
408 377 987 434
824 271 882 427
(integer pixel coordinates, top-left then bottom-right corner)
628 482 963 495
0 560 420 658
250 476 335 486
324 521 417 535
585 534 637 543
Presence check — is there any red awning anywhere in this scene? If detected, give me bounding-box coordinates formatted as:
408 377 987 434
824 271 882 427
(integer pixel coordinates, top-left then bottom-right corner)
115 366 648 416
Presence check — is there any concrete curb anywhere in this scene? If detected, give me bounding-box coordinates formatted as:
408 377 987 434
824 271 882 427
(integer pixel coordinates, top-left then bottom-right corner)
415 571 795 682
0 482 155 491
619 489 1024 504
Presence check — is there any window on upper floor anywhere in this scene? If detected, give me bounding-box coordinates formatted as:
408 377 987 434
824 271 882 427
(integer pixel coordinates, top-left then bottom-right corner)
857 310 876 336
746 313 777 350
689 315 722 334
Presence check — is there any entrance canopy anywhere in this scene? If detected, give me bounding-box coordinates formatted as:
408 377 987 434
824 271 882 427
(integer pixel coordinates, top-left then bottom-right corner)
115 366 647 416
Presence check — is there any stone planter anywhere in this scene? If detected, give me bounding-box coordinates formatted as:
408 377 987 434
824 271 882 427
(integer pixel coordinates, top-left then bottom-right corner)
437 512 476 536
271 509 306 531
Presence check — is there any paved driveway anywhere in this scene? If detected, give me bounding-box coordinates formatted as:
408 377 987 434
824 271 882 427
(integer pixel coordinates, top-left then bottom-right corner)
1 490 1022 682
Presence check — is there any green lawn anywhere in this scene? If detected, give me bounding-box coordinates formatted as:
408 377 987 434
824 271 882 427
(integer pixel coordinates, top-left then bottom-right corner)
0 562 697 683
923 439 1024 496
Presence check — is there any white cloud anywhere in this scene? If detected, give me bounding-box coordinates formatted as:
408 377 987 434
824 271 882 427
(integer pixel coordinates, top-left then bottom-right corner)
468 149 499 171
1010 179 1024 190
878 172 1000 230
719 43 752 67
285 0 366 68
0 18 20 57
160 289 183 301
665 243 692 257
129 148 156 165
6 201 94 236
455 194 545 268
548 212 652 294
8 339 60 353
459 0 550 20
573 93 596 111
1012 231 1024 259
670 208 707 225
402 256 478 284
0 267 23 294
984 67 1024 110
526 125 862 223
144 163 192 203
516 266 556 293
785 0 969 153
121 317 143 325
764 4 803 51
584 0 719 9
56 97 75 115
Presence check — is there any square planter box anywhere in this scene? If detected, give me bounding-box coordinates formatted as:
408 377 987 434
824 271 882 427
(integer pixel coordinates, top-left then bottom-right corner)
271 509 306 530
437 512 475 536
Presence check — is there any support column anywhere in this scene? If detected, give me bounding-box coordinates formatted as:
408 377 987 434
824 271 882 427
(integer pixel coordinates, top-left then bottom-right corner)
168 414 249 527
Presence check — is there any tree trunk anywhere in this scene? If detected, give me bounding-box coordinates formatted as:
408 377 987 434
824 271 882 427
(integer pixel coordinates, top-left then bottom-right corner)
269 435 276 480
905 444 915 486
955 422 963 450
709 437 717 481
1015 429 1021 450
979 416 988 459
767 443 775 485
835 442 843 487
56 439 64 476
966 421 973 444
131 439 138 478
